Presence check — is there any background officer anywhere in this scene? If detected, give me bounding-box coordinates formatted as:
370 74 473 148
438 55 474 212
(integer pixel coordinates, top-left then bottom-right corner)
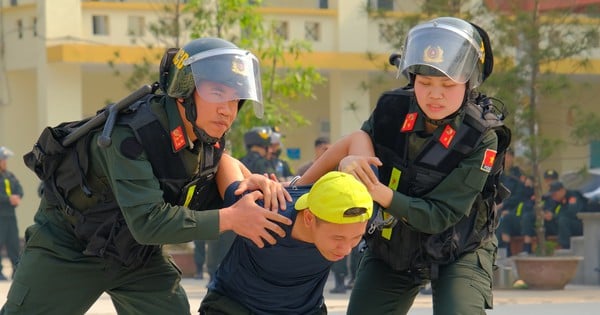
1 37 292 315
267 127 294 181
0 146 23 281
545 181 585 249
240 126 275 174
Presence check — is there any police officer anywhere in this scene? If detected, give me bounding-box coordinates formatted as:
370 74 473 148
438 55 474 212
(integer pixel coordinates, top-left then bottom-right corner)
297 17 509 314
267 127 294 181
496 166 530 256
0 146 23 281
240 126 276 174
1 38 293 315
545 181 585 249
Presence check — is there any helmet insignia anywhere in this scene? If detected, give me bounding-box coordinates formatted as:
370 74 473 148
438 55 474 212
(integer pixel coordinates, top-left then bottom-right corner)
258 130 270 140
479 41 485 64
423 45 444 63
231 57 248 76
172 49 189 70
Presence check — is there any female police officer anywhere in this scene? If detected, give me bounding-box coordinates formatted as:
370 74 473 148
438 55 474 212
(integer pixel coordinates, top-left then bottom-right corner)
1 37 291 315
297 17 510 314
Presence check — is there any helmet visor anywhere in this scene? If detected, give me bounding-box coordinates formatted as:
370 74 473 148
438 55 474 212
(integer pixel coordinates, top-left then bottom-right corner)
185 48 264 118
400 27 483 84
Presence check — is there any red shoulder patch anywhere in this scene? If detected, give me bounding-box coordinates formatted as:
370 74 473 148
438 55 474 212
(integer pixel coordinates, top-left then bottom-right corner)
480 149 497 173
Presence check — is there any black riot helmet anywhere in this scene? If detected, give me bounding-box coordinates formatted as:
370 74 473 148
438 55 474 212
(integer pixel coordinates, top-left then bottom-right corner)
159 38 264 144
397 17 493 90
244 126 272 150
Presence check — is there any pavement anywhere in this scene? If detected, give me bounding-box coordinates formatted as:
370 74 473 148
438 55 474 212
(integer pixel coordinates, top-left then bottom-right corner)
2 260 600 314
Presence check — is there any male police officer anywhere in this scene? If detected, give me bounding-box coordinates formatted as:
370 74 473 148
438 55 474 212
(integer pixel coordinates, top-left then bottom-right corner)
1 37 292 315
0 146 23 281
240 126 275 174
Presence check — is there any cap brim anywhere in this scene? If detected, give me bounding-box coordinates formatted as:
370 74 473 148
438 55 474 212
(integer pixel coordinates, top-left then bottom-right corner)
294 193 309 211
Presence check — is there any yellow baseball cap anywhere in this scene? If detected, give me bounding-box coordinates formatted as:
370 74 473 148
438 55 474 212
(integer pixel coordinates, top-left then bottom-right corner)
294 171 373 224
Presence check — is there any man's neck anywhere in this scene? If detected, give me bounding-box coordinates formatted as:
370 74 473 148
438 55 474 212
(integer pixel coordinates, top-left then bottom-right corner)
290 211 313 244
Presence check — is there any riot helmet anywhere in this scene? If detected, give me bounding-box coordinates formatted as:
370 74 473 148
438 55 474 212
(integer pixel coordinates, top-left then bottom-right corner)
159 38 264 144
398 17 493 90
244 126 272 150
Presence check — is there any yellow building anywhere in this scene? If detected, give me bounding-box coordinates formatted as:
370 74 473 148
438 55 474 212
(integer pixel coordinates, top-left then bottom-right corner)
1 0 599 234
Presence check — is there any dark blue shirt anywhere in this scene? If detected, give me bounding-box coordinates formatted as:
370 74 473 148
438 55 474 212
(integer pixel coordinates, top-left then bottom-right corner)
208 183 332 315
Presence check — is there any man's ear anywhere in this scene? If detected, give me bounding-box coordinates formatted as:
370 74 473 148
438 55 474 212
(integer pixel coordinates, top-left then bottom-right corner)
302 210 316 227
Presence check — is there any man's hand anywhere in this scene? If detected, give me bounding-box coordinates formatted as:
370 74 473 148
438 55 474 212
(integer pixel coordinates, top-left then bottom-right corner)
235 174 292 211
9 195 21 207
219 191 292 248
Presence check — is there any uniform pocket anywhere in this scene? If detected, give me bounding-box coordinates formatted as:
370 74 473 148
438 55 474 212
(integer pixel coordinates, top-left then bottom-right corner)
473 249 494 309
6 281 29 306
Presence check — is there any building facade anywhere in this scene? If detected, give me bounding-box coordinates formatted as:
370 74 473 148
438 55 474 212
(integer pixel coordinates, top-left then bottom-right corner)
1 0 599 233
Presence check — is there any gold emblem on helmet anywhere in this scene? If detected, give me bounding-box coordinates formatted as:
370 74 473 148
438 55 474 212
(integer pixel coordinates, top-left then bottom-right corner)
231 57 248 76
479 41 485 64
423 45 444 63
258 130 269 140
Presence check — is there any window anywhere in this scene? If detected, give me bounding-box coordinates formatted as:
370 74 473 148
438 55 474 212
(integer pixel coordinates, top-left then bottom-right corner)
376 0 394 10
305 21 320 42
32 17 37 37
10 0 18 6
92 15 109 35
319 0 328 9
128 16 145 37
591 141 600 168
17 19 23 39
274 21 289 40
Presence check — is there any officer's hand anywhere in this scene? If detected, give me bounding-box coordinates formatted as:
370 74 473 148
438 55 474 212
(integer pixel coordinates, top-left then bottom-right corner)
219 191 292 248
340 156 392 208
543 211 553 221
235 174 292 211
340 155 382 190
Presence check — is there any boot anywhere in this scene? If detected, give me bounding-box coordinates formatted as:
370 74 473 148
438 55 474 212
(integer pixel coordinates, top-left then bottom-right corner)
329 273 346 294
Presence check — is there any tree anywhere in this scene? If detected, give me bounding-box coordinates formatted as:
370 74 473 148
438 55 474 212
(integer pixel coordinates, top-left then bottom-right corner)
109 0 191 93
488 0 599 255
110 0 325 157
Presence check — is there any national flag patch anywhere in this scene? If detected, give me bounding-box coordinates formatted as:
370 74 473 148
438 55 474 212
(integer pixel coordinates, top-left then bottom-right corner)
401 113 418 132
439 125 456 148
171 126 187 151
480 149 497 173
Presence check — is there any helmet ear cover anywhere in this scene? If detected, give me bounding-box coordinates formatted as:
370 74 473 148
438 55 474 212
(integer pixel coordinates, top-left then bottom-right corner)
469 22 494 82
159 48 180 93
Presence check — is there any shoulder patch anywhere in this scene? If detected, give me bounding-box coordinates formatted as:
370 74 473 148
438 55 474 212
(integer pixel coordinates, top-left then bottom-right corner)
480 149 496 173
120 137 144 160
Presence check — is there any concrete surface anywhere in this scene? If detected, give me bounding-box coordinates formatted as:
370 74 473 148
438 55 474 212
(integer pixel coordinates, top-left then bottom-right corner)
2 259 600 314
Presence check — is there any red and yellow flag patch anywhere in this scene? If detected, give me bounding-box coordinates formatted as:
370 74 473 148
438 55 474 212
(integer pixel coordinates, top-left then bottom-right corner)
171 126 186 151
439 125 456 149
480 149 497 173
401 113 418 132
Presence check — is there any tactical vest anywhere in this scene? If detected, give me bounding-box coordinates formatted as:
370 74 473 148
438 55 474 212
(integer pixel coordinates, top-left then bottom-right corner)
24 94 225 268
365 88 511 278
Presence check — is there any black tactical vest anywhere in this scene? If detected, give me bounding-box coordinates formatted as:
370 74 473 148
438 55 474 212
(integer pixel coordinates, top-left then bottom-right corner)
365 88 511 277
25 95 225 268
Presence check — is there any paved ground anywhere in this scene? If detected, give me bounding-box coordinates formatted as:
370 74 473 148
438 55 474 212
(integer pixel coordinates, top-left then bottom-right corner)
2 260 600 314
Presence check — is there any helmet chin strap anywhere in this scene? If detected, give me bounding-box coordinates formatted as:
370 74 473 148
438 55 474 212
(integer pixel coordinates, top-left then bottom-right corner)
182 98 220 145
